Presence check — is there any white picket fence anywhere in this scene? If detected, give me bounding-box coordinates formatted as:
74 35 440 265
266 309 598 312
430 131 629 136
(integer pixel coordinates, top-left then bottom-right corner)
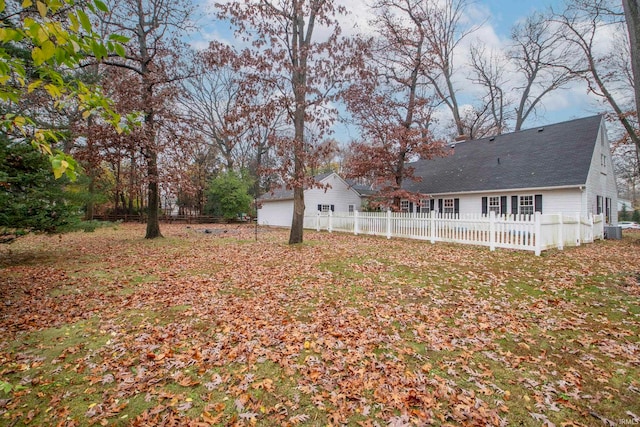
303 211 605 256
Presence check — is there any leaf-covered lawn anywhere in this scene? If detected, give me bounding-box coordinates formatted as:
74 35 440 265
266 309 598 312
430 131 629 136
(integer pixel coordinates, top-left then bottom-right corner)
1 224 639 426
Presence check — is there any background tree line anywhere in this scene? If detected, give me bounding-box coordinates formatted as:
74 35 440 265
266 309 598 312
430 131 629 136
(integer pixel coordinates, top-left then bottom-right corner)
1 0 639 244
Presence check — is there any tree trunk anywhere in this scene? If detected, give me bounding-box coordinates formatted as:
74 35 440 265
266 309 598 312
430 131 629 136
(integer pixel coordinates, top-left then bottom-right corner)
145 149 163 238
289 185 305 244
288 10 308 245
86 176 95 220
143 98 162 238
289 108 306 244
623 0 640 145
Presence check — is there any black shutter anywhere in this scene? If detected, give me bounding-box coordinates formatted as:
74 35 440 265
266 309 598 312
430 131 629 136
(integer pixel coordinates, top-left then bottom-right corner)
481 197 488 215
317 204 322 212
438 199 443 212
330 205 335 212
534 195 543 213
511 196 518 215
430 199 435 211
500 196 507 215
454 198 460 215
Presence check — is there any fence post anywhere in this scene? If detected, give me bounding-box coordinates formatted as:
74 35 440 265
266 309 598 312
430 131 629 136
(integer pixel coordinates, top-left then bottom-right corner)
316 211 321 232
328 210 333 233
489 211 496 252
386 209 392 239
575 212 581 246
354 210 359 236
534 211 542 256
430 210 436 244
558 213 564 250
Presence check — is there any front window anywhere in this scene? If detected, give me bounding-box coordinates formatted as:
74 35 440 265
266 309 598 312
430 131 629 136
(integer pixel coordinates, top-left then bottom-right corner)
400 199 410 212
348 204 355 213
443 199 455 214
418 199 430 213
489 196 501 214
520 196 534 215
321 204 332 213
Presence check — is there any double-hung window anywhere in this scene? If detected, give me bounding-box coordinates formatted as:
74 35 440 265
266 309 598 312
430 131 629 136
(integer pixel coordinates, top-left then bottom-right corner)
443 198 455 214
418 199 430 214
488 196 501 214
519 196 534 215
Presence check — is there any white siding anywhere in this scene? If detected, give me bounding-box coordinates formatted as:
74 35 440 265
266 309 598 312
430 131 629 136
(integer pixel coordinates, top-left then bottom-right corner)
257 199 293 227
305 174 363 213
257 173 363 227
584 119 619 224
431 189 584 217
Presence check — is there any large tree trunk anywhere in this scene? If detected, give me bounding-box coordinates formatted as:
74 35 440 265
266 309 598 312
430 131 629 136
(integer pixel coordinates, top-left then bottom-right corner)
288 106 306 244
623 0 640 145
145 149 162 238
289 185 305 244
288 10 308 245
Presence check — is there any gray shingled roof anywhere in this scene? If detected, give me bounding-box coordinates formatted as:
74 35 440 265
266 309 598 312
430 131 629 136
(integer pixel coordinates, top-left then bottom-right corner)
260 172 374 201
404 115 603 195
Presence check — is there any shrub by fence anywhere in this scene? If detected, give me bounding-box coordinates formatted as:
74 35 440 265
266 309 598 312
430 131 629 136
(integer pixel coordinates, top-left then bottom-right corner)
304 211 604 256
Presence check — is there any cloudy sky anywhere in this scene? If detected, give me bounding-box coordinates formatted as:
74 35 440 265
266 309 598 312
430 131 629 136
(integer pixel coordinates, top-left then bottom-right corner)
190 0 610 140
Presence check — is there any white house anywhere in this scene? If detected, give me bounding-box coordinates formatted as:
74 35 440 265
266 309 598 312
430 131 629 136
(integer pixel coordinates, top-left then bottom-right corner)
258 115 619 226
257 172 373 227
403 115 618 224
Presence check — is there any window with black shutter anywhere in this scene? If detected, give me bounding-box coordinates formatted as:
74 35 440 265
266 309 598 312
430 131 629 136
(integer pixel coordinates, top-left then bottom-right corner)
534 195 543 213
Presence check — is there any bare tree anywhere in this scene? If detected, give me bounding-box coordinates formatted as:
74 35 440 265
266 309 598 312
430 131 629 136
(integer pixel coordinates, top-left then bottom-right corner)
554 0 640 153
468 43 509 135
178 58 245 172
509 12 575 131
417 0 478 137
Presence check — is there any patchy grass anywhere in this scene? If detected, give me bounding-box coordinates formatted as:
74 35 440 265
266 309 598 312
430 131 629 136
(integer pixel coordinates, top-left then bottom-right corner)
1 224 639 426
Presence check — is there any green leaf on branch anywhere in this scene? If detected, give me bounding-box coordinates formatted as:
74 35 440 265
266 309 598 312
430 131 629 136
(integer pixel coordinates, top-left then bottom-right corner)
36 0 47 18
94 0 108 12
77 9 92 33
115 43 125 57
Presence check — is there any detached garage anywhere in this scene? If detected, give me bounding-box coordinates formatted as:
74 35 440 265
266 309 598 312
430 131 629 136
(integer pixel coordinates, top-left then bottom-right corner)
257 172 373 227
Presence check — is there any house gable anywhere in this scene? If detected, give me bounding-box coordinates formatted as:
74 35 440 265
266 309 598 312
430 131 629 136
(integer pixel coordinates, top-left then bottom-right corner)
305 173 364 213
